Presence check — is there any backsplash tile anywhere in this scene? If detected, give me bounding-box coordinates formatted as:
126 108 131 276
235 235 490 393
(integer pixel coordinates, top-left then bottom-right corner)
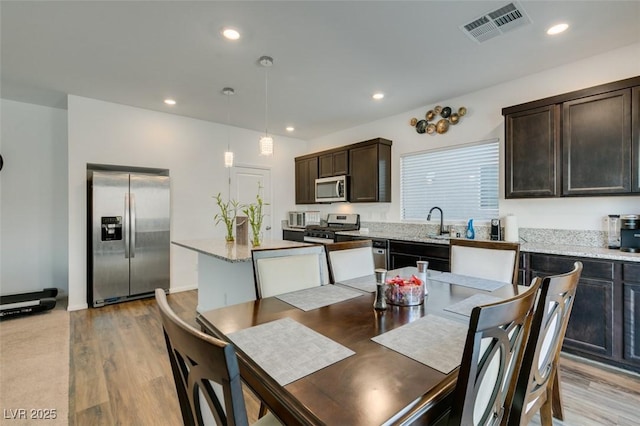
361 221 606 247
519 228 606 247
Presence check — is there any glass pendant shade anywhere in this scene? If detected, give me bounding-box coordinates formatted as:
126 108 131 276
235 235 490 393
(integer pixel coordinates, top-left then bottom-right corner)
222 87 235 167
224 150 234 167
259 56 274 157
259 135 273 156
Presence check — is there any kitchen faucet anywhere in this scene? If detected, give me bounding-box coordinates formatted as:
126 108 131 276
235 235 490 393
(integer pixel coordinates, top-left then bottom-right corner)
427 206 445 235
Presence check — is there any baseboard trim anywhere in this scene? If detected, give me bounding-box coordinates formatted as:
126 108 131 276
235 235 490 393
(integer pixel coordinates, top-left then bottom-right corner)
67 302 89 311
170 284 197 294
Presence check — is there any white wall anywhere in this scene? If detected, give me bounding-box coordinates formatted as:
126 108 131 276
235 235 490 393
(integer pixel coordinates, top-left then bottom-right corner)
307 43 640 231
0 99 68 297
67 96 307 310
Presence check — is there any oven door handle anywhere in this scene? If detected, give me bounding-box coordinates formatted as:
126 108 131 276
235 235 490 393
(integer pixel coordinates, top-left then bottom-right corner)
304 236 333 244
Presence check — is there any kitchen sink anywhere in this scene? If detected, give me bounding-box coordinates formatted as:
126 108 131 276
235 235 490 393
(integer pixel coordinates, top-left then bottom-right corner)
427 234 451 240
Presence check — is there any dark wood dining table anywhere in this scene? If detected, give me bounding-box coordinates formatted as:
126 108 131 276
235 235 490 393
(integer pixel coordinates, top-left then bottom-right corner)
196 268 526 425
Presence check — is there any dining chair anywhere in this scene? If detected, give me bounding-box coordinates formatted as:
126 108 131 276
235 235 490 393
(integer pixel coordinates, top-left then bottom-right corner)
251 244 330 299
449 238 521 285
155 289 281 426
444 280 540 426
508 262 583 426
324 239 374 283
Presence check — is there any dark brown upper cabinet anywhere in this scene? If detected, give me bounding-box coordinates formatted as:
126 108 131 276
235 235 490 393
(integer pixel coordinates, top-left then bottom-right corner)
505 105 560 198
294 138 392 205
503 76 640 198
349 138 392 203
563 89 631 195
633 86 640 192
294 156 318 204
318 149 348 178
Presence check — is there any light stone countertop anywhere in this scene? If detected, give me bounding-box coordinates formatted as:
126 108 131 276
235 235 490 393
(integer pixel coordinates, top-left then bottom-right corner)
335 230 640 263
172 239 312 263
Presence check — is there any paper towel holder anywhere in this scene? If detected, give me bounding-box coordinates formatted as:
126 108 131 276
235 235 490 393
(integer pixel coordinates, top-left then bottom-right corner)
504 214 519 243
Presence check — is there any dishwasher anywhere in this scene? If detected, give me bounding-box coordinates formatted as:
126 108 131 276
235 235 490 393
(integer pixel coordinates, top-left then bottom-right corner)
371 239 388 270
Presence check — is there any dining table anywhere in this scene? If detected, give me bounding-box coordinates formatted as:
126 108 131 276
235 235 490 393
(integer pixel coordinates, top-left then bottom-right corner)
196 267 527 425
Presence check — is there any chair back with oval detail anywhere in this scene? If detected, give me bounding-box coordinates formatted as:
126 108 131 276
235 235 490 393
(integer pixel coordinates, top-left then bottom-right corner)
508 262 583 426
448 280 540 426
155 289 281 426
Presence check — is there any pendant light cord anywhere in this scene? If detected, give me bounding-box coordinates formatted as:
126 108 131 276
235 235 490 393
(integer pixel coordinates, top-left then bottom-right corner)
264 65 269 137
226 92 231 152
227 91 231 200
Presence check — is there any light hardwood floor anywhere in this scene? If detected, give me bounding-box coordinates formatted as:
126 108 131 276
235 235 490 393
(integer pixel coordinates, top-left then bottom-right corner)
69 290 640 425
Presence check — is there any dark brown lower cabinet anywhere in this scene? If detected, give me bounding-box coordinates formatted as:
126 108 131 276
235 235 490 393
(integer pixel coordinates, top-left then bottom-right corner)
622 263 640 366
282 229 305 242
563 277 615 358
528 252 639 373
624 282 640 365
388 240 450 272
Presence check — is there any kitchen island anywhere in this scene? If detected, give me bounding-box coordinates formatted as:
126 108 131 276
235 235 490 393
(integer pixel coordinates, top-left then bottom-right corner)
172 239 311 312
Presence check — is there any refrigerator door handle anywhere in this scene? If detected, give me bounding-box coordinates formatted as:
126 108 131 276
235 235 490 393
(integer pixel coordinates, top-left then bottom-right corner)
124 193 130 259
130 193 136 258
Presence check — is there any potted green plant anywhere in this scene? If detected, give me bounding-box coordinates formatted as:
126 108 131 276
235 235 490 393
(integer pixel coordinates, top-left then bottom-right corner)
242 187 268 247
214 193 239 242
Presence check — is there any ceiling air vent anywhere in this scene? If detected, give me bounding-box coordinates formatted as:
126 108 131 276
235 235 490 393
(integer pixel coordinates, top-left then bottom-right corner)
460 1 532 44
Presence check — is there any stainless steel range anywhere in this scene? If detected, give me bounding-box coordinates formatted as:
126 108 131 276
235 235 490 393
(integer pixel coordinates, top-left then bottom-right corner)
303 213 360 243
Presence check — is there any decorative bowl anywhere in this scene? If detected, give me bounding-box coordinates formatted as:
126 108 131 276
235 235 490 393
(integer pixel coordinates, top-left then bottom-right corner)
385 275 425 306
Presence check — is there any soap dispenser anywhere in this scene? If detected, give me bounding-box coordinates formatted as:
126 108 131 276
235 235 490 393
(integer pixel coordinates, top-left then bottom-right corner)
466 219 475 239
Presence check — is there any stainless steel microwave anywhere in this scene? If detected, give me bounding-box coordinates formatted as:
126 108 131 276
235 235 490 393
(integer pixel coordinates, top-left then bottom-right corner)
315 175 348 203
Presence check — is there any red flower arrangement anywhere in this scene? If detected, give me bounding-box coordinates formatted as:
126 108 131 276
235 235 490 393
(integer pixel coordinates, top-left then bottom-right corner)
385 275 425 306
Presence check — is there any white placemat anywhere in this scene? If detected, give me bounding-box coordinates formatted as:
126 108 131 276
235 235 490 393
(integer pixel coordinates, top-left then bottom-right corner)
276 284 363 311
444 293 503 317
431 272 508 292
228 317 355 386
338 274 377 293
372 314 468 374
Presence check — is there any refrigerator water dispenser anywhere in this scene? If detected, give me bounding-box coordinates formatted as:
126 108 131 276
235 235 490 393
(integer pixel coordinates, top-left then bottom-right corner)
101 216 122 241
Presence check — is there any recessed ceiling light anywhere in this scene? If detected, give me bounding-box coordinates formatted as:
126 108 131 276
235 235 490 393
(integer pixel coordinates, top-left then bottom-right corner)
372 93 385 100
286 126 295 132
222 27 240 40
547 23 569 35
164 99 176 105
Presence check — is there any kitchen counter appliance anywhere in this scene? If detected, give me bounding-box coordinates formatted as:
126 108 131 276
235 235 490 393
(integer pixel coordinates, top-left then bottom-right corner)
87 168 170 307
303 213 360 243
620 214 640 253
288 211 320 228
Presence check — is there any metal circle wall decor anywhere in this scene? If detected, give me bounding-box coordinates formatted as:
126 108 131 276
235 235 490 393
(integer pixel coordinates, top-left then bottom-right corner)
410 105 467 135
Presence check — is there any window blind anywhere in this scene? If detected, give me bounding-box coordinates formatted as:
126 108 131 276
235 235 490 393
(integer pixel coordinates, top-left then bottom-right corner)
401 139 499 221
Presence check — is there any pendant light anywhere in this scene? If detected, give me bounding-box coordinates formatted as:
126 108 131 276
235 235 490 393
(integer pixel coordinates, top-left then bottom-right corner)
258 55 274 156
222 87 234 168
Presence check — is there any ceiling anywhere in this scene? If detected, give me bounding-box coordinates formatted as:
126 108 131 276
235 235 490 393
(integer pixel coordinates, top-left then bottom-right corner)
2 1 639 140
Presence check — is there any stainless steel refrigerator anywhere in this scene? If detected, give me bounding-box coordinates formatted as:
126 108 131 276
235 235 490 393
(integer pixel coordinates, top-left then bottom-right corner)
87 169 170 307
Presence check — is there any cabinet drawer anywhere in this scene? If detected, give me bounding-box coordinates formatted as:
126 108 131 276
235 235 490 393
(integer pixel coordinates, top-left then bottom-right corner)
622 263 640 282
389 241 449 259
529 253 614 280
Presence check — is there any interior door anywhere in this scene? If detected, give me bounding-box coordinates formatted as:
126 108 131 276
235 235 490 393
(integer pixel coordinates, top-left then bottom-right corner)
231 166 272 242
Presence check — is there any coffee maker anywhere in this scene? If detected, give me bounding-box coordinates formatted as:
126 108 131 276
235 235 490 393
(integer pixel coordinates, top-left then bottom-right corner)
620 214 640 253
